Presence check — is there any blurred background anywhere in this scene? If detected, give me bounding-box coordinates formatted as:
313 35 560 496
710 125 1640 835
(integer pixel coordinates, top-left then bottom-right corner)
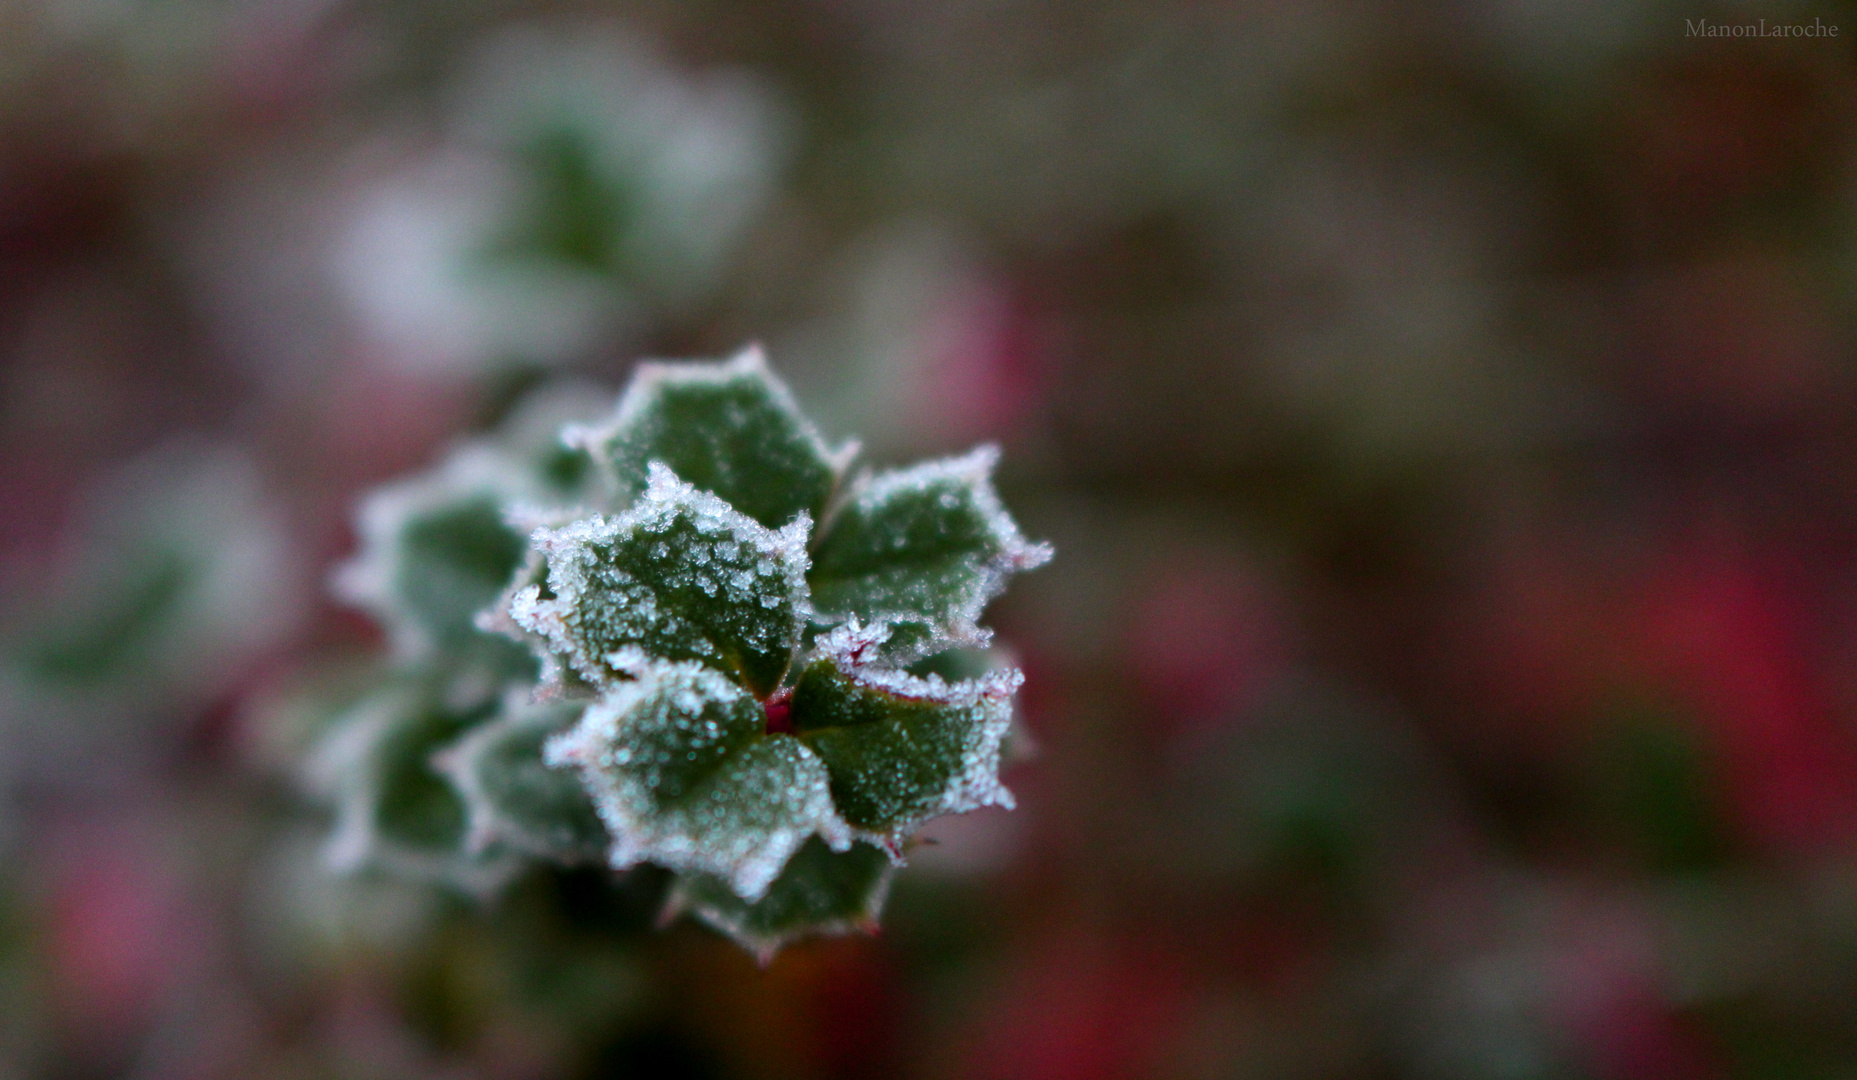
6 0 1857 1077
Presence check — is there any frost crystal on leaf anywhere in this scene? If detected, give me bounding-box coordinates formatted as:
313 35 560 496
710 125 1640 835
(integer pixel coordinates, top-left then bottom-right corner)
506 462 811 698
545 659 850 901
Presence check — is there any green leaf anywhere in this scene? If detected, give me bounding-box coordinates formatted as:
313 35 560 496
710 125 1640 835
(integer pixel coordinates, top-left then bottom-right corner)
432 691 608 864
668 838 893 963
546 658 850 901
338 383 614 663
400 498 528 641
480 550 599 700
809 446 1050 661
791 624 1020 850
6 443 299 705
505 463 811 698
477 125 641 278
338 446 541 661
304 677 521 895
569 347 853 531
23 551 189 686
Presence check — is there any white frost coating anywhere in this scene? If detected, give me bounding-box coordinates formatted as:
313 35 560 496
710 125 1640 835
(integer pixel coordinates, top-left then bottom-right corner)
563 345 859 492
545 659 851 902
816 619 1024 708
812 620 1023 852
810 619 892 668
476 549 578 699
304 350 1050 953
814 444 1052 657
303 682 521 897
504 462 812 695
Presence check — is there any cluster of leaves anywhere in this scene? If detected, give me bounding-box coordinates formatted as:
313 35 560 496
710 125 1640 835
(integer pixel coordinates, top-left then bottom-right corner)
0 444 300 791
340 22 787 374
311 350 1049 958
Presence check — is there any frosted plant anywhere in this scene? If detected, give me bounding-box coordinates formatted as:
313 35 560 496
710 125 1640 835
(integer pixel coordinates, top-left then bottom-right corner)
0 442 303 739
336 21 788 373
310 348 1049 958
0 442 303 865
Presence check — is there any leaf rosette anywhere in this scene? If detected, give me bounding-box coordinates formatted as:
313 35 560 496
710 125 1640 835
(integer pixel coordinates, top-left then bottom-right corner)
310 347 1048 957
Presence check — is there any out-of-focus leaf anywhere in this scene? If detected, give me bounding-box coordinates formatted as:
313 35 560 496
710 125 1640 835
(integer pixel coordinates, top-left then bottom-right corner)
305 677 521 895
434 692 608 864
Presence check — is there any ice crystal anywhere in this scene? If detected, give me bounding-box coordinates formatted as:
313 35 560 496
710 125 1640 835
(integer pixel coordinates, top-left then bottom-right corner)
795 622 1021 850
